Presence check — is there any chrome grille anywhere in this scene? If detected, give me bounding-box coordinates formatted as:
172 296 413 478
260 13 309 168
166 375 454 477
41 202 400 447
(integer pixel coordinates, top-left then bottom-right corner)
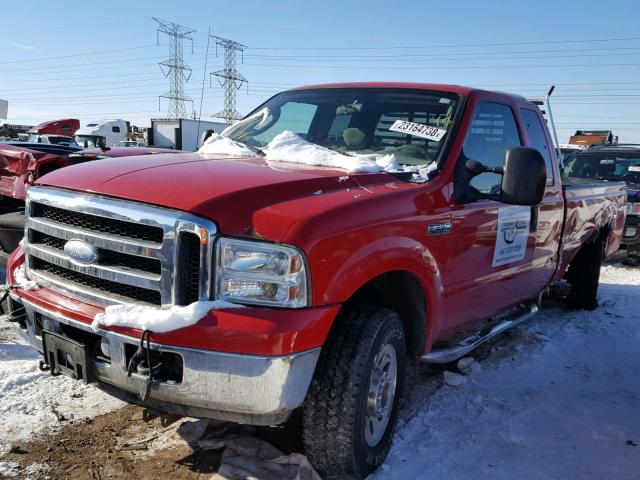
25 187 217 307
32 203 164 242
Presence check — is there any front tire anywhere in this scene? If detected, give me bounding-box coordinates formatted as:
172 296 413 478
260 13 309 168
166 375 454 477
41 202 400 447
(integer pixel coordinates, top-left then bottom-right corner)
302 304 406 479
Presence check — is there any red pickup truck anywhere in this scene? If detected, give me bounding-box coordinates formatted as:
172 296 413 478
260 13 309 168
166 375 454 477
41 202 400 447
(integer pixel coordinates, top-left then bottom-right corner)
4 83 625 478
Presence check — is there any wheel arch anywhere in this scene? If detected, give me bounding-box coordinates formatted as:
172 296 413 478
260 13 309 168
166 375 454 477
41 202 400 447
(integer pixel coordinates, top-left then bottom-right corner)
345 269 429 357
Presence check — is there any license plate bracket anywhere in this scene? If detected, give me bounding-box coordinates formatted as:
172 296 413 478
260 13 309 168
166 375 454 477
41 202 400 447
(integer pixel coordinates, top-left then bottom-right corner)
42 330 95 383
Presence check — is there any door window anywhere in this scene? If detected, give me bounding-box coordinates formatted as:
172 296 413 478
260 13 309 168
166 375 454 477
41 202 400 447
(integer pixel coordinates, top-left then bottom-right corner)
463 103 521 194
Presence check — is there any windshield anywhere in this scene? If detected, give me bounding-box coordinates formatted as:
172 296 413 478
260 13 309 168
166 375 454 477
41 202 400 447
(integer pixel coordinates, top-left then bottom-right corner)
224 88 460 167
565 151 640 184
74 134 105 148
46 136 78 146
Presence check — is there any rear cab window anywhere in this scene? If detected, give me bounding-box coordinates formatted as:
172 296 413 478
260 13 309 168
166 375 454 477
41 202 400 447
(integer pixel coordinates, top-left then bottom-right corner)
520 108 554 186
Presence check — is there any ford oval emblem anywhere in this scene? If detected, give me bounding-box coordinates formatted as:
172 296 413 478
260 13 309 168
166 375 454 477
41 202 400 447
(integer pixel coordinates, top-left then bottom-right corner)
64 239 99 265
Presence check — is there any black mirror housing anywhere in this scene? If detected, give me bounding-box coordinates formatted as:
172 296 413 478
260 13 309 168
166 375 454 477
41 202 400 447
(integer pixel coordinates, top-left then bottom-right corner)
501 147 546 206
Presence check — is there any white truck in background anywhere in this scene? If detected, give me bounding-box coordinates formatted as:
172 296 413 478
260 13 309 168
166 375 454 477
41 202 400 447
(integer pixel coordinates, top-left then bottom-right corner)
149 118 227 150
74 119 129 148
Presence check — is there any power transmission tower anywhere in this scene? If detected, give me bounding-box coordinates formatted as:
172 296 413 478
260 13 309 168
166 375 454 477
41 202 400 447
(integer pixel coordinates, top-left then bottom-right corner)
153 17 196 119
210 36 247 123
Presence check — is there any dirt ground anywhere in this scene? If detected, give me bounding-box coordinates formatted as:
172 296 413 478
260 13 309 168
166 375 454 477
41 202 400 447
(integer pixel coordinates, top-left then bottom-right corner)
1 405 225 479
0 400 305 479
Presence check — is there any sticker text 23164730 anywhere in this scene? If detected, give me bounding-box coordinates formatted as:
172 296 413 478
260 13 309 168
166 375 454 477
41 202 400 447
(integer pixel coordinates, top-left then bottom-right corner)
389 120 447 142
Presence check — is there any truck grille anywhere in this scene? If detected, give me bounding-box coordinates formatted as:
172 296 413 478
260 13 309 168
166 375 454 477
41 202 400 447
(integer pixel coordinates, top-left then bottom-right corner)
33 203 164 243
24 187 217 308
31 257 162 305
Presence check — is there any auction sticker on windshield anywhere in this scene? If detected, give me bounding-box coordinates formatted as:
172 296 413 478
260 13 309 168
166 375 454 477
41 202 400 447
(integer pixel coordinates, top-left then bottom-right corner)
389 120 447 142
492 207 531 268
629 165 640 172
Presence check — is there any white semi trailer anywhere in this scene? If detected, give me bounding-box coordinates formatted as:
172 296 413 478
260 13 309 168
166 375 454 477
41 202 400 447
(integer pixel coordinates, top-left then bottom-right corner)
74 119 129 148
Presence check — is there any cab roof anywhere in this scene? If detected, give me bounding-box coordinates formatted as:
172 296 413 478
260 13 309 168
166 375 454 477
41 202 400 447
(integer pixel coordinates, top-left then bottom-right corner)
290 82 528 103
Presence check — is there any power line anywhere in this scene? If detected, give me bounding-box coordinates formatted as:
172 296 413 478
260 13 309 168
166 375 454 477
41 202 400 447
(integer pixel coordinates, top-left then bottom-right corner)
241 61 640 70
237 51 640 64
240 45 640 59
1 33 635 68
246 35 640 50
0 78 278 93
0 56 167 74
197 28 212 141
0 71 164 84
0 44 157 65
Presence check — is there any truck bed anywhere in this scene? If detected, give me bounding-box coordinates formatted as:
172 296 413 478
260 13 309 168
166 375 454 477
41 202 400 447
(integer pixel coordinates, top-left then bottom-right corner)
555 177 626 281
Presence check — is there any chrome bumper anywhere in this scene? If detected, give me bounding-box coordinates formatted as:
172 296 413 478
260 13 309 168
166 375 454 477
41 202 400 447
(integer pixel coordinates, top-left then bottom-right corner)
13 297 320 425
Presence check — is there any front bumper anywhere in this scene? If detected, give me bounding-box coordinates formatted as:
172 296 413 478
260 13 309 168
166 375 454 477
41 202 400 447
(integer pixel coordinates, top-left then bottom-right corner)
12 295 321 425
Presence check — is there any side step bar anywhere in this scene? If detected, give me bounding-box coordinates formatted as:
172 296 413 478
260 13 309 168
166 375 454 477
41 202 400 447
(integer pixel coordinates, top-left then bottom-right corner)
421 303 539 364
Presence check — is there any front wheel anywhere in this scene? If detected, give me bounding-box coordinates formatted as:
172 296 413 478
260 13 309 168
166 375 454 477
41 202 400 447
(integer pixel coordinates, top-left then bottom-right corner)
302 304 406 479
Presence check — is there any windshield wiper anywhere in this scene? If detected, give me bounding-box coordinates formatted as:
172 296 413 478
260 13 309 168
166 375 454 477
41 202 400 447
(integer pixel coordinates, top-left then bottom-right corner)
232 139 266 157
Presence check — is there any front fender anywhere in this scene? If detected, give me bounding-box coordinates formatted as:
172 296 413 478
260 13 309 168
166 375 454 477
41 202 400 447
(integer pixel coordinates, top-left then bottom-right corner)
308 235 444 348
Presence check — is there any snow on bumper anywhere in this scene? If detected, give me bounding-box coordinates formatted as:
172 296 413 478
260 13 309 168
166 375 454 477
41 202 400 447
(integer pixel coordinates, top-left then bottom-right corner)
13 298 320 425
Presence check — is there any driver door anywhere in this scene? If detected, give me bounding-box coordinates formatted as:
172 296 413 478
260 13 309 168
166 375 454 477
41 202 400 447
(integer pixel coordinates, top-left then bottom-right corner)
444 102 539 329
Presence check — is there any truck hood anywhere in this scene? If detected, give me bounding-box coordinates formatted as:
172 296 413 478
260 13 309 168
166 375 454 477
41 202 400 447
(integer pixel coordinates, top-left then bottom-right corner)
36 152 403 241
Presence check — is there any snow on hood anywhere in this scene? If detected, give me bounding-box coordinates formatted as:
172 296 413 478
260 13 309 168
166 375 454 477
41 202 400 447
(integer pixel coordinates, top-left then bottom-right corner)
91 300 244 334
199 133 260 157
265 131 400 173
197 129 437 180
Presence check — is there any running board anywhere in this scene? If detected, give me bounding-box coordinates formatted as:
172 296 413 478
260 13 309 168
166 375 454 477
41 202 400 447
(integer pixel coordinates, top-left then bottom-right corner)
421 303 539 364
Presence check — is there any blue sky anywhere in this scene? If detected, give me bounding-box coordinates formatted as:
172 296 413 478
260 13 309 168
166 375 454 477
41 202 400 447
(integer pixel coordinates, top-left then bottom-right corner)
2 0 640 142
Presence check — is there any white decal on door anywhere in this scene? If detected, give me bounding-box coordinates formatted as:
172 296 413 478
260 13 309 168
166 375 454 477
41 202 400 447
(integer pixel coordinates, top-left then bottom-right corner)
492 207 531 267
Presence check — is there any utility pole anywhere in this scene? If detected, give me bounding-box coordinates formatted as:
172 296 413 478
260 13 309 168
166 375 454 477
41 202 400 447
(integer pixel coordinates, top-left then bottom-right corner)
210 36 247 123
153 17 196 119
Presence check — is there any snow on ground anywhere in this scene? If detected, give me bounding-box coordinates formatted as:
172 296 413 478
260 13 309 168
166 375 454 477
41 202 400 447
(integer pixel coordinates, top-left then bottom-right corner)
0 326 123 452
1 264 639 479
372 264 640 480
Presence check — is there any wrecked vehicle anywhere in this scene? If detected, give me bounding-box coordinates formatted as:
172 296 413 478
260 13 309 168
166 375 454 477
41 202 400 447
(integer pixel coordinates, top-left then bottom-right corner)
0 145 183 265
564 143 640 260
3 83 626 478
26 118 81 147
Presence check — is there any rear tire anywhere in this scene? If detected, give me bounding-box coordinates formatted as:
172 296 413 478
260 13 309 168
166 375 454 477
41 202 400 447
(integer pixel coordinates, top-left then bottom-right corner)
624 245 640 266
566 236 603 310
302 304 406 479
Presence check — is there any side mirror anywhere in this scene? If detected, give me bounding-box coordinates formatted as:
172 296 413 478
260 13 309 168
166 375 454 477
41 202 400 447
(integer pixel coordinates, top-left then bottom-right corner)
501 147 546 206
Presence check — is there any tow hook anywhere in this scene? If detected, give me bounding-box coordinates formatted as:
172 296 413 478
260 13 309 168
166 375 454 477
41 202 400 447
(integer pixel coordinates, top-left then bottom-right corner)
38 358 60 376
126 330 160 401
0 285 26 324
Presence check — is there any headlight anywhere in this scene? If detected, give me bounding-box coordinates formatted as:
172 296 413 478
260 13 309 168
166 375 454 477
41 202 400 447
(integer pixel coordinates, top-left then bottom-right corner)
216 238 309 308
627 202 640 216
